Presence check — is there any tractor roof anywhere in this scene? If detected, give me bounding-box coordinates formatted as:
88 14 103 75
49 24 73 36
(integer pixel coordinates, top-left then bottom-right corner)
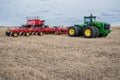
84 14 96 18
84 16 96 18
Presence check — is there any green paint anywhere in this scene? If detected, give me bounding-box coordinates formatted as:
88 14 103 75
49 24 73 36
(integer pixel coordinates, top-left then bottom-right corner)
74 14 112 35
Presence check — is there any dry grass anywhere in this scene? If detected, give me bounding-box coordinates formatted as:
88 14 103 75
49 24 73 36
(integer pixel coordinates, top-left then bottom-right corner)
0 27 120 80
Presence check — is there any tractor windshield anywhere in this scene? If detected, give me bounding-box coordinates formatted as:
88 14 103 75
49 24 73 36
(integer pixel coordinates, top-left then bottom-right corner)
84 17 96 24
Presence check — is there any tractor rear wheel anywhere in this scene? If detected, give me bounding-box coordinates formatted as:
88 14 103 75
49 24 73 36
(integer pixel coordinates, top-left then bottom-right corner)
83 26 96 38
77 27 82 36
12 33 18 37
94 27 99 37
68 26 81 37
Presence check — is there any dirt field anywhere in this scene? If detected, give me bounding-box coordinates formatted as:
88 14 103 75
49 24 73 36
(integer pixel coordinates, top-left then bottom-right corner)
0 27 120 80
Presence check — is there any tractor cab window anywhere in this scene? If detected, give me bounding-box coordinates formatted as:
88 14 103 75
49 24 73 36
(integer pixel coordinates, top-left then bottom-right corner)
92 18 96 22
84 17 96 24
85 18 90 24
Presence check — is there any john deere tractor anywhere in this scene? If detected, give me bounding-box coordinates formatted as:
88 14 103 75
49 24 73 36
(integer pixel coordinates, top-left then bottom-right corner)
68 14 112 38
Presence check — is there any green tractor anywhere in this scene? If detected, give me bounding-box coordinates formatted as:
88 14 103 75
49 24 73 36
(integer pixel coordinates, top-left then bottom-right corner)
68 14 112 38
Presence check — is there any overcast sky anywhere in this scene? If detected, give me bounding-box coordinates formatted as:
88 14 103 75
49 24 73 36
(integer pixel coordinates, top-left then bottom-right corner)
0 0 120 26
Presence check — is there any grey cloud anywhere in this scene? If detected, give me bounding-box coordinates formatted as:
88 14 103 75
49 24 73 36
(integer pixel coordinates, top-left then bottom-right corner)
55 14 64 16
0 0 120 26
39 0 49 1
39 10 50 13
101 12 120 17
108 9 120 13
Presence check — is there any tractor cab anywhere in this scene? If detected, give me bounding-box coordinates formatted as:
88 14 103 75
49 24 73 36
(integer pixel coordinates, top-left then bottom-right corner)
84 14 96 26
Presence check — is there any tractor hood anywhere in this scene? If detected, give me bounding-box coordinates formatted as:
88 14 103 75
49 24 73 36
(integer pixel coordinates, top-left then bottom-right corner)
93 21 112 34
93 21 110 26
93 21 111 30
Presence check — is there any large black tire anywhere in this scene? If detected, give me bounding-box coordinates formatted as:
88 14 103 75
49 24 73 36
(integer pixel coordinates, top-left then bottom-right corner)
83 26 96 38
77 27 82 36
94 27 99 37
68 26 82 37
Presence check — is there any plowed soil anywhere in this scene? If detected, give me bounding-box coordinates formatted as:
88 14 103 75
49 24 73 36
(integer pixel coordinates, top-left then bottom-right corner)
0 27 120 80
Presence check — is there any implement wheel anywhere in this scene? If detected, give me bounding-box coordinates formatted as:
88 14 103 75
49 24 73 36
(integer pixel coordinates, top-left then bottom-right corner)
55 31 60 35
25 32 30 37
12 33 18 37
38 32 43 36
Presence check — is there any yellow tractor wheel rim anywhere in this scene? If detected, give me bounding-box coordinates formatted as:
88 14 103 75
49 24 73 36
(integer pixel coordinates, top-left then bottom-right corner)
69 28 75 35
14 33 18 37
85 29 91 36
26 33 30 36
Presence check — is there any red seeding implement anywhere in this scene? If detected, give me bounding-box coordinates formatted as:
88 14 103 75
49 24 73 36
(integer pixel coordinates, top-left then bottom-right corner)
6 18 68 37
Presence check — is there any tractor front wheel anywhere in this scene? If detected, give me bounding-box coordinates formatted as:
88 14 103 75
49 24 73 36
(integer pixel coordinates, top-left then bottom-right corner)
83 26 96 38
